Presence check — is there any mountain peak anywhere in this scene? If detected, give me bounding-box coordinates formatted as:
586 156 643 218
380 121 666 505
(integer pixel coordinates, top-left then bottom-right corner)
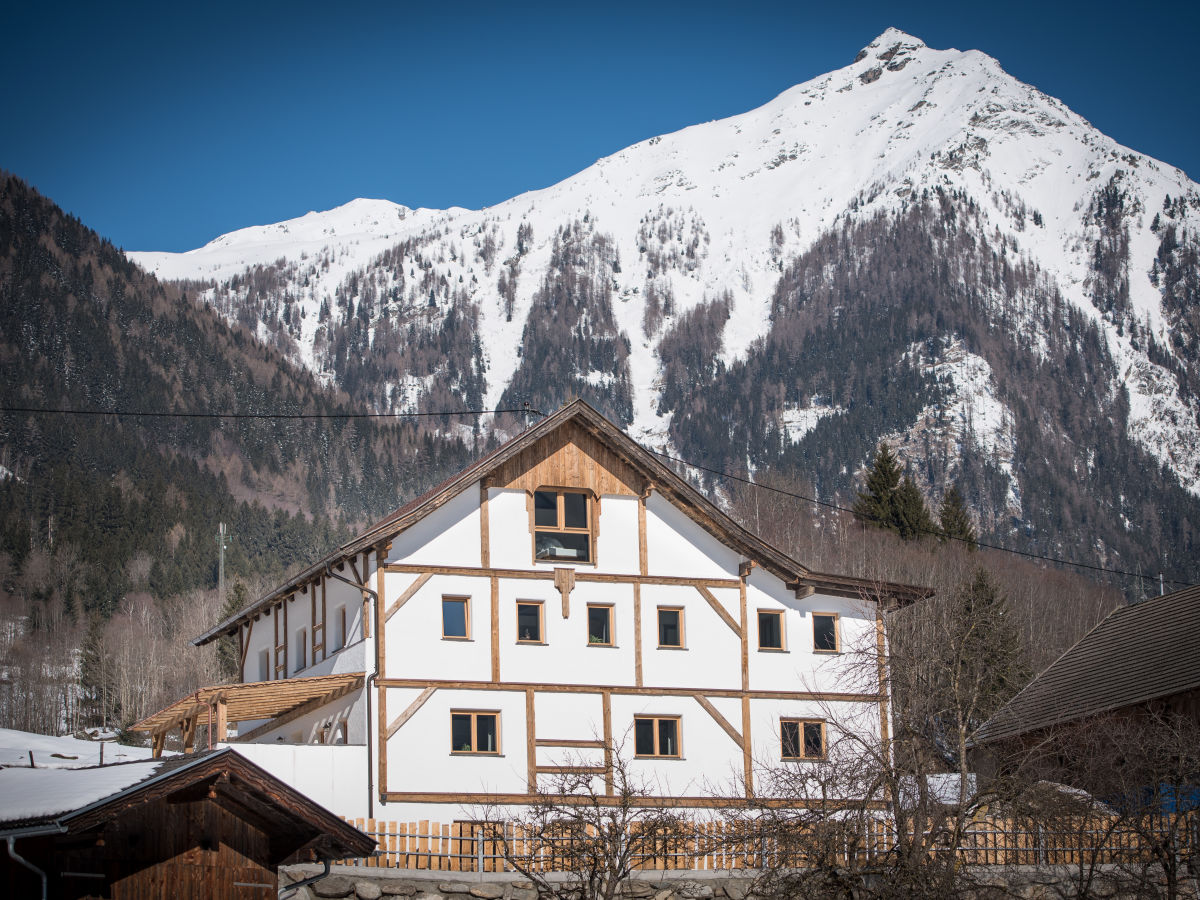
854 28 927 65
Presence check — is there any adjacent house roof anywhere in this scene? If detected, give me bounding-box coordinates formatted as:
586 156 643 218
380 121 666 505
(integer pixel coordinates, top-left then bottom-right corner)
0 747 375 858
974 584 1200 745
195 400 929 645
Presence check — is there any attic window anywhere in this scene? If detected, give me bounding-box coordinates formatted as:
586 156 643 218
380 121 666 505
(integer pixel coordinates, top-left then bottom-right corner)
533 489 592 563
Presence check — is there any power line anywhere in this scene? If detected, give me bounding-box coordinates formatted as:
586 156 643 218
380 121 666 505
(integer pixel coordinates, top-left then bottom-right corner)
648 448 1197 589
1 402 1191 588
0 406 537 421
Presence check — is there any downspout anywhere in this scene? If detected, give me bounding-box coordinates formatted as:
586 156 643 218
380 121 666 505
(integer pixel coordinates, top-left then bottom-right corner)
325 562 378 819
7 836 48 900
278 857 330 899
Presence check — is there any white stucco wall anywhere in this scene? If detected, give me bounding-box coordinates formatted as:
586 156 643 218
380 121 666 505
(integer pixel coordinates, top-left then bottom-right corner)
222 744 369 820
389 483 482 568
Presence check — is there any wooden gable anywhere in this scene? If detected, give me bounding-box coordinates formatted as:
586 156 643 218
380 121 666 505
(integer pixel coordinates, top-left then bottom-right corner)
484 420 646 497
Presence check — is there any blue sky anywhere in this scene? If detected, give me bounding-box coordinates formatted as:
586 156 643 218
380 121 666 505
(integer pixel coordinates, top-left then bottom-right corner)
3 0 1197 252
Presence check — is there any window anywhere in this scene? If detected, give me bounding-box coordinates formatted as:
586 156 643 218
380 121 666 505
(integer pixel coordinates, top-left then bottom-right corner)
533 489 592 562
587 604 613 646
331 606 346 652
758 610 785 650
517 601 544 643
813 613 840 653
258 649 270 682
442 596 471 639
451 711 499 754
781 719 826 760
657 607 684 648
294 628 308 672
634 716 681 758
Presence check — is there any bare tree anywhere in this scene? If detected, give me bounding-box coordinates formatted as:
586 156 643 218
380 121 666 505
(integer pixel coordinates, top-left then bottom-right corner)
474 743 686 900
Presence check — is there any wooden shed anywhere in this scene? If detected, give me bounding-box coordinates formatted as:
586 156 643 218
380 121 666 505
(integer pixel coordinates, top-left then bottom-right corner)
0 746 373 899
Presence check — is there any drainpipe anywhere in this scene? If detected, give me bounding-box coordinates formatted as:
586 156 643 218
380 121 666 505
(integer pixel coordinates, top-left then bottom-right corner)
325 563 378 819
7 836 48 900
278 857 330 899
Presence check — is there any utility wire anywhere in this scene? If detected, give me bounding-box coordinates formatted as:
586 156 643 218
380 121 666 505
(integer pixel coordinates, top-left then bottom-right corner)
648 448 1196 589
0 402 1191 588
0 406 536 421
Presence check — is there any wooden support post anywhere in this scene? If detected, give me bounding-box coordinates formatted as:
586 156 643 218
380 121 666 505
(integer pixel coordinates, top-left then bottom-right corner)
213 698 228 745
480 484 491 568
525 688 536 792
490 577 500 682
602 691 613 796
633 584 643 687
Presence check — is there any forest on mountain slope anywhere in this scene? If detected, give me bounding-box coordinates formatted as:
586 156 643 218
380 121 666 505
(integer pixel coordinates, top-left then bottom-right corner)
0 173 481 732
657 187 1200 585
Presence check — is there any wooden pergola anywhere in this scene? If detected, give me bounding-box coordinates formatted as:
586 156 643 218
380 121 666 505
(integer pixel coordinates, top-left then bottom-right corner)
132 672 364 757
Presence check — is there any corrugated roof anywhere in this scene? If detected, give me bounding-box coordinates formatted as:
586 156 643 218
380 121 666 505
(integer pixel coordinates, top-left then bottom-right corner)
974 584 1200 744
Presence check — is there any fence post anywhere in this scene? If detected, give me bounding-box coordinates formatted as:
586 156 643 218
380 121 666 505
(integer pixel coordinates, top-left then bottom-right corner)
476 825 485 880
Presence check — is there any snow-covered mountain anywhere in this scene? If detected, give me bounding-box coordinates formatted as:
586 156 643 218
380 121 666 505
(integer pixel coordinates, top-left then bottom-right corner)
129 28 1200 575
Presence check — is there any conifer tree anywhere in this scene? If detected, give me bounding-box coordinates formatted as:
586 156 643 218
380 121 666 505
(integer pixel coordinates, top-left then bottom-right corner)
894 474 935 540
853 443 902 530
215 582 250 681
938 485 978 551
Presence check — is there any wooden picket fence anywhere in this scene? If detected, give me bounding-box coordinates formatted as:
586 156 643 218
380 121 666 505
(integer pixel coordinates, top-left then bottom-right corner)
341 814 1197 872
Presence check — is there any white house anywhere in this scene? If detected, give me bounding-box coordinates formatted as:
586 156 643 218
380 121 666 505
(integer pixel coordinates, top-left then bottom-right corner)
135 401 926 821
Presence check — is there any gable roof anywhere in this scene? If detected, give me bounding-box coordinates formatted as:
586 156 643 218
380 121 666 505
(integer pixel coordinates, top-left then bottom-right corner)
196 400 928 645
0 746 375 858
974 584 1200 745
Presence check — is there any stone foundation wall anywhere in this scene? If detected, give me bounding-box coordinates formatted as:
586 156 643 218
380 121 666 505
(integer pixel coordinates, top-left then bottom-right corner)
280 863 1200 900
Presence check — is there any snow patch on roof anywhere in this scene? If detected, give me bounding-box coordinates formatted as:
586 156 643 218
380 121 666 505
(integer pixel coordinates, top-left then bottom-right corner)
0 727 161 769
0 758 169 823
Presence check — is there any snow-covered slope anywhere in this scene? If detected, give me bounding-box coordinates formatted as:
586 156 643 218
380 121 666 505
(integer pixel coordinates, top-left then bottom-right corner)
129 28 1200 499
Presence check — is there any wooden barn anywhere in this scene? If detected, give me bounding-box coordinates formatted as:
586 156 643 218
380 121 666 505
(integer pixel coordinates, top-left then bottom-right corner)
0 746 373 899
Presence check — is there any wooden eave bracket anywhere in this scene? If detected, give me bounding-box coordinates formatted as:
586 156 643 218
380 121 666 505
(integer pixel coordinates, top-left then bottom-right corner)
554 568 576 618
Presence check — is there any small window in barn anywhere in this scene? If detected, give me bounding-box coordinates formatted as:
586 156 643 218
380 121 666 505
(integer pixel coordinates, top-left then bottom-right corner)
533 489 593 563
517 601 544 643
334 721 348 744
758 610 785 650
331 606 346 651
295 628 308 672
634 715 681 758
813 613 840 653
258 649 270 682
587 604 614 646
442 596 471 640
781 719 826 760
451 711 499 754
657 607 684 648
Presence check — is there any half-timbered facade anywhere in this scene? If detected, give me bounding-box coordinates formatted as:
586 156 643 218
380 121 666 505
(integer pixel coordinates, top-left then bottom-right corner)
136 401 926 820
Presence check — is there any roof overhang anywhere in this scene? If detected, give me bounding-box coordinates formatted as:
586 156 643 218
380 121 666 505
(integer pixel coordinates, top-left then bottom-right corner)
130 672 364 735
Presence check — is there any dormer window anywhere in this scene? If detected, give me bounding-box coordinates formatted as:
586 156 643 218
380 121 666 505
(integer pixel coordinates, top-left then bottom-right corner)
533 489 592 563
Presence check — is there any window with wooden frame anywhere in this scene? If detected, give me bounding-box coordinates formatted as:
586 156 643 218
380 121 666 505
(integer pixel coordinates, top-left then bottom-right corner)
442 596 471 640
587 604 614 646
634 715 681 758
334 721 348 745
657 607 684 648
781 719 826 760
258 649 270 682
758 609 785 650
516 600 544 643
533 489 593 563
450 711 499 754
812 612 840 653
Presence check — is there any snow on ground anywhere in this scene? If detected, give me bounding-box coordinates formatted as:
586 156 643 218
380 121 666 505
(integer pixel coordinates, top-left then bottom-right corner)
780 400 844 443
0 727 160 769
0 757 169 822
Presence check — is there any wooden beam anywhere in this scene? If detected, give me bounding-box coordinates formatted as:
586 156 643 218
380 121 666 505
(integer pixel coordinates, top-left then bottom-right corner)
491 577 501 682
383 563 741 589
633 584 643 688
385 686 437 740
554 568 575 618
213 698 228 745
238 617 254 680
374 677 877 703
740 573 752 798
602 691 613 796
534 738 606 748
638 492 649 576
536 765 607 775
526 688 536 792
480 484 491 568
693 694 743 750
695 585 741 638
386 573 432 622
876 610 891 756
